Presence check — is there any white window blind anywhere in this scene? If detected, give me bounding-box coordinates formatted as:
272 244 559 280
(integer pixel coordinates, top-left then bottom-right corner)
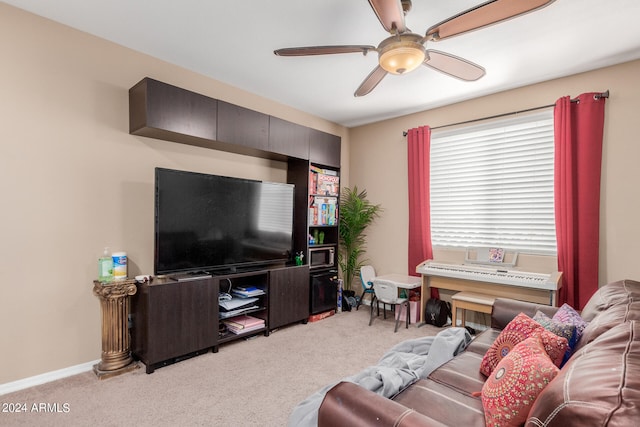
430 110 557 255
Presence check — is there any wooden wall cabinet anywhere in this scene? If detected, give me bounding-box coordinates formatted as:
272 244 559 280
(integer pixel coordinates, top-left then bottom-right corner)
129 77 340 166
268 116 310 160
309 129 341 168
129 78 217 147
217 101 269 151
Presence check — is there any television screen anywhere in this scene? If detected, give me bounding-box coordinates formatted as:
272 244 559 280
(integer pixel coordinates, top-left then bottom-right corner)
155 168 294 275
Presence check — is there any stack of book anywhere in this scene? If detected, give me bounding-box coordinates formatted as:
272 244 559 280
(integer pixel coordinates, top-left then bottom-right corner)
231 286 265 298
222 315 265 335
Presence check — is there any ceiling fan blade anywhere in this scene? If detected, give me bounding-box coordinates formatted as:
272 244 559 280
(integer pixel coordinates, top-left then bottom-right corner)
424 50 485 81
368 0 407 34
354 66 388 97
426 0 556 41
274 45 376 56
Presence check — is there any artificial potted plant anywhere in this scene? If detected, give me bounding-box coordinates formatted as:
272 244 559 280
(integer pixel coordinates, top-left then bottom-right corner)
338 186 382 292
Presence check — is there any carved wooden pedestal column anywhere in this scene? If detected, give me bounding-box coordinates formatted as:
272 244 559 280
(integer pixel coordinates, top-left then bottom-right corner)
93 280 139 379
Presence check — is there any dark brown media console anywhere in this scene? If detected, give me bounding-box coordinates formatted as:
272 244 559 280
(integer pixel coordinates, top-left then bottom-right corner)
128 77 339 373
131 265 309 374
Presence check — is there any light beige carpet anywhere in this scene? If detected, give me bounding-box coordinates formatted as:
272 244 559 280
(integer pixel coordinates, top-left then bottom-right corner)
2 307 440 427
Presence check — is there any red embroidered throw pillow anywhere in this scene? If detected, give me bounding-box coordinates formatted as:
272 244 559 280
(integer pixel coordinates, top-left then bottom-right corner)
480 312 568 376
482 336 560 427
533 310 578 365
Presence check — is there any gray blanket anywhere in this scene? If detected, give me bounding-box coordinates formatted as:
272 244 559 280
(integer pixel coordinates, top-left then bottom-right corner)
288 327 472 427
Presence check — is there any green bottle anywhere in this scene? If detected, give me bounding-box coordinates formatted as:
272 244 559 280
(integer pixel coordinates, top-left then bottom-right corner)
98 247 113 282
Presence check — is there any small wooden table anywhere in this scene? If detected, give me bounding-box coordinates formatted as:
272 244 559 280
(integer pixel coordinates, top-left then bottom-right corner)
93 280 139 379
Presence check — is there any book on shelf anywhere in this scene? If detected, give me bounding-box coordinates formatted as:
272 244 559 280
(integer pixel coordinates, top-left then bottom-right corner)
224 314 265 329
222 315 265 334
309 172 317 196
231 286 265 298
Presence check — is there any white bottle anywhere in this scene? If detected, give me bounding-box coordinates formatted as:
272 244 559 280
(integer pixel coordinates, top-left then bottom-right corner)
98 247 113 282
112 251 128 281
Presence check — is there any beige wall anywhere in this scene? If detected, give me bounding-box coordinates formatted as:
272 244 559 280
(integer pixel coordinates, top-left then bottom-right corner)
0 4 349 384
349 59 640 288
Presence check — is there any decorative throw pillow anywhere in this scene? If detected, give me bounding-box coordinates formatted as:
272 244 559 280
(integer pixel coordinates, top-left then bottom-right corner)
482 336 560 427
533 310 578 365
552 303 588 341
480 313 568 376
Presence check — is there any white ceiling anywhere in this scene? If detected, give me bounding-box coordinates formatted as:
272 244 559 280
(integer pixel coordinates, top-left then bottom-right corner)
5 0 640 127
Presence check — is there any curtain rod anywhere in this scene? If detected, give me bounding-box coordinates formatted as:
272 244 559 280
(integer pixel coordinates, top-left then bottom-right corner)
402 90 609 137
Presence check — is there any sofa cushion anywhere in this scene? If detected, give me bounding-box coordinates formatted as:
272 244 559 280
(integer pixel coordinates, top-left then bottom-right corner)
533 310 578 365
491 299 558 330
480 313 568 376
393 378 486 427
428 350 486 396
466 327 501 356
526 320 640 426
534 311 578 348
580 279 640 321
573 300 640 353
482 336 559 427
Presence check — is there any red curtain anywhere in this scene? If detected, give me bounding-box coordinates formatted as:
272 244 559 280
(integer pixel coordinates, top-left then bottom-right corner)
554 93 606 309
407 126 438 298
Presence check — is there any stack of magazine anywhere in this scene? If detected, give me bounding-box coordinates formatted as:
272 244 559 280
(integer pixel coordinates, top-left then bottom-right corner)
222 314 265 335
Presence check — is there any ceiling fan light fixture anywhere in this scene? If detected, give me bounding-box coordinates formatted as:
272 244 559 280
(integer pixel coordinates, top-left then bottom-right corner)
378 36 426 75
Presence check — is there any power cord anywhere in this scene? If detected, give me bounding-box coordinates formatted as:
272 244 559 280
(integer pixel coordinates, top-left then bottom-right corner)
218 278 233 301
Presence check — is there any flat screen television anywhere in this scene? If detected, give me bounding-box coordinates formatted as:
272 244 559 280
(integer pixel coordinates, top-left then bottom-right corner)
154 167 294 275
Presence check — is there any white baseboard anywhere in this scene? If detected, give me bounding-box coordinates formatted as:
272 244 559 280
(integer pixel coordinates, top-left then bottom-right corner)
0 359 100 396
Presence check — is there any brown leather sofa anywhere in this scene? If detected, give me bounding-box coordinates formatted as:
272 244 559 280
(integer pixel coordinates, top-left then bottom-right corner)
318 279 640 426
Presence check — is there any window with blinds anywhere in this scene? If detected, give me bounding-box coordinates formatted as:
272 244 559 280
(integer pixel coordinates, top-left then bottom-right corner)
429 109 557 255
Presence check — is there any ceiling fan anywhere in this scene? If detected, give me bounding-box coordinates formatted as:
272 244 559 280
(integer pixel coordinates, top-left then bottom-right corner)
274 0 556 97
